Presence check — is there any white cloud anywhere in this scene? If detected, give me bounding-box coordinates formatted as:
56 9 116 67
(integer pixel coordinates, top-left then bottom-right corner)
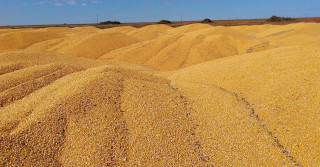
36 0 98 6
65 0 77 5
35 1 48 5
55 3 64 6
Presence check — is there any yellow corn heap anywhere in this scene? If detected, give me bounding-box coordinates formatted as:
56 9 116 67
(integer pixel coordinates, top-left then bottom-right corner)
0 22 319 166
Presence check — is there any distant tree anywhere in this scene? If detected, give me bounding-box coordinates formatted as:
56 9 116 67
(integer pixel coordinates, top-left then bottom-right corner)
99 21 121 25
157 20 172 24
202 18 213 23
267 15 296 22
267 15 282 22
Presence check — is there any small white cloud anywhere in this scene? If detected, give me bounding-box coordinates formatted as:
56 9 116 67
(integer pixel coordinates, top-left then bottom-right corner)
35 1 48 5
36 0 96 6
55 3 64 6
65 0 77 5
68 2 76 5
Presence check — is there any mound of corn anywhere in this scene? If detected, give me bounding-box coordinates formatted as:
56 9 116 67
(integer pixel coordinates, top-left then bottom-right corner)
0 23 319 166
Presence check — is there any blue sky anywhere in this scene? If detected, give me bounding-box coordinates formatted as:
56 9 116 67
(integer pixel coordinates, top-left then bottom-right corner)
0 0 319 25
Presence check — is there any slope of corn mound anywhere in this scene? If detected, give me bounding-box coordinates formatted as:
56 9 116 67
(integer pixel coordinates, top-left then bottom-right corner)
169 80 293 166
164 46 320 166
0 62 33 75
0 66 207 166
72 26 101 33
0 50 154 71
127 24 172 40
166 23 213 34
0 29 65 51
101 25 267 70
53 31 140 59
0 22 320 166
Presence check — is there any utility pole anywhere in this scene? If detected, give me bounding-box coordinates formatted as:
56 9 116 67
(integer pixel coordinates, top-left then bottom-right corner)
181 14 183 22
96 15 99 24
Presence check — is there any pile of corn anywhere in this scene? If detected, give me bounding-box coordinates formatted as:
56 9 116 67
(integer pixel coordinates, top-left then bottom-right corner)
0 22 319 166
